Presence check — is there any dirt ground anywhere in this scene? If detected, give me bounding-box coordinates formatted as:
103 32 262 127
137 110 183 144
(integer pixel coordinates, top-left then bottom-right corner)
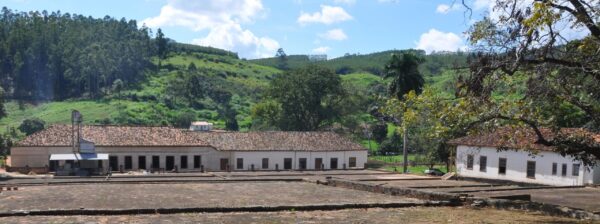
0 207 592 224
0 182 421 211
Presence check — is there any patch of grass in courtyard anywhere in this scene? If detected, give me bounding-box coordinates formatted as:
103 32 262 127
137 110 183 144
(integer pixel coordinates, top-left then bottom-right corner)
382 165 448 175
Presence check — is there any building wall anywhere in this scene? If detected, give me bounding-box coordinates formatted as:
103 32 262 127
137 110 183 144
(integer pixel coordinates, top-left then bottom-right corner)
10 146 368 172
456 145 598 186
231 150 367 171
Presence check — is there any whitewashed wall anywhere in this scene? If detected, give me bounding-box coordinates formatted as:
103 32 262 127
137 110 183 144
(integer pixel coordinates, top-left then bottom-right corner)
10 147 368 172
456 145 599 186
231 150 367 171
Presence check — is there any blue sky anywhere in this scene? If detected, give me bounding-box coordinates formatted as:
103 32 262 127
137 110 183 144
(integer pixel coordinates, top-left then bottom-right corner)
2 0 493 59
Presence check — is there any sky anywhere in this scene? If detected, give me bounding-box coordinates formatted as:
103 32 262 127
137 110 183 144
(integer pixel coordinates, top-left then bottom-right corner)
1 0 495 59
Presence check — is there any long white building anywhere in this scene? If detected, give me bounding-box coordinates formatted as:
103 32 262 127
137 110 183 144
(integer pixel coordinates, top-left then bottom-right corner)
9 125 367 175
450 127 600 186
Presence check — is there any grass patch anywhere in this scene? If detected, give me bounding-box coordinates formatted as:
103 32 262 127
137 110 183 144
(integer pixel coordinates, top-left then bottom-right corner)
382 165 448 175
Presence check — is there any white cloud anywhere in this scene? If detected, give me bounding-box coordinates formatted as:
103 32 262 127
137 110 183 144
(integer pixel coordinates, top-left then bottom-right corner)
319 28 348 41
312 46 330 54
298 5 353 25
192 24 279 59
415 29 467 53
333 0 355 5
141 0 278 59
436 4 461 14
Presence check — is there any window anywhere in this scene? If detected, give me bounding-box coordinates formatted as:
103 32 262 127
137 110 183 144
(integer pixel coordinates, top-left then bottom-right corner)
466 155 474 170
526 161 536 178
330 158 338 169
236 158 244 170
299 158 307 170
552 163 557 175
572 164 580 176
562 163 567 176
152 156 160 169
180 156 188 169
194 155 201 168
498 158 507 175
262 158 269 169
479 156 487 172
124 156 132 170
349 157 357 168
138 156 146 169
284 158 292 169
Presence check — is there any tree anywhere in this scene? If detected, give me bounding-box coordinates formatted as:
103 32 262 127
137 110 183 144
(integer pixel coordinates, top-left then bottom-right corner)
371 123 388 144
460 0 600 165
156 28 168 59
275 48 288 70
112 79 124 99
384 53 425 100
18 118 46 136
0 88 6 119
171 111 196 128
259 65 345 131
379 131 403 155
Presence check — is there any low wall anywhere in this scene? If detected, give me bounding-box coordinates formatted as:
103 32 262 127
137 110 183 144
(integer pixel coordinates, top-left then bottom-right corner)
323 178 600 221
323 178 461 203
6 167 48 174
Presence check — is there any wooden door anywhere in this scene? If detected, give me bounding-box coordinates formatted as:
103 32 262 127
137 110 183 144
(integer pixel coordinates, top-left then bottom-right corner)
315 158 322 170
220 158 229 171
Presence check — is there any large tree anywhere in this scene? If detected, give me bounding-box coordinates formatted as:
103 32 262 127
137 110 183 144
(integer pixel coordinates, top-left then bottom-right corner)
256 65 345 131
460 0 600 165
384 53 425 100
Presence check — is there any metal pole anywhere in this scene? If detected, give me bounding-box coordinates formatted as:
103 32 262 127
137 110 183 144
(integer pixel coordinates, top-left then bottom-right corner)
403 126 408 173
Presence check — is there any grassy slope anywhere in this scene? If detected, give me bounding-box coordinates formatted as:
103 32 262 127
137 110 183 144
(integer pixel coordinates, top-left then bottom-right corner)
0 51 281 132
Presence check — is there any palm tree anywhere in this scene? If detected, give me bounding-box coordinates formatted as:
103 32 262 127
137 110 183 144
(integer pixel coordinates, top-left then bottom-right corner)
384 53 424 100
383 52 424 174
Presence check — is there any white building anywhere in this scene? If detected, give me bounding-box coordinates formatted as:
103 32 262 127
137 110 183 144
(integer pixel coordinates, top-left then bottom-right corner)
9 125 367 174
450 127 600 186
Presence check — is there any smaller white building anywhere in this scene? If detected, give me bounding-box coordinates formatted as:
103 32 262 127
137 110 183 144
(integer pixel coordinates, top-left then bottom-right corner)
450 127 600 186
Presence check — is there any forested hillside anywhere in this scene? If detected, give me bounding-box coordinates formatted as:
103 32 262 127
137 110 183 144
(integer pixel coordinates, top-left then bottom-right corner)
0 7 153 101
250 49 468 77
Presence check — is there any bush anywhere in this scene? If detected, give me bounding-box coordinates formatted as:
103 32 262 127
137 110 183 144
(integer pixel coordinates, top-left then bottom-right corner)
18 118 46 136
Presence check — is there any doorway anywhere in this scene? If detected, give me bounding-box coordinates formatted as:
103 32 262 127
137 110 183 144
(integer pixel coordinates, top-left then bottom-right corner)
220 158 229 171
109 156 118 171
152 156 160 169
330 158 338 169
138 156 146 169
166 156 175 170
314 158 323 170
284 158 292 169
298 158 307 170
49 160 58 172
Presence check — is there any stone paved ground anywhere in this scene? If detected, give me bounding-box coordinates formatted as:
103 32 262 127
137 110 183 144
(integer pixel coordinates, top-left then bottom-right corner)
0 182 421 211
0 207 590 224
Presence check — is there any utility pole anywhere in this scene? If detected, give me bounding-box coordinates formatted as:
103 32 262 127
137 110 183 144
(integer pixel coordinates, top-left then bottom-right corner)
403 126 408 173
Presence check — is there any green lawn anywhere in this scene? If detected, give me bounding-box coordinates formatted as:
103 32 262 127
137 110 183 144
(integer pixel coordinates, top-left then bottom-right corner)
382 165 448 175
369 154 417 163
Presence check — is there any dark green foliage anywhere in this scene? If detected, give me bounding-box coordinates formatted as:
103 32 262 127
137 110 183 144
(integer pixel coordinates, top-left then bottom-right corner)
172 110 196 128
262 65 346 131
0 88 6 119
371 123 387 144
156 28 168 59
251 49 467 77
18 118 45 136
170 42 238 59
384 53 425 99
275 48 288 70
379 131 403 155
0 7 153 101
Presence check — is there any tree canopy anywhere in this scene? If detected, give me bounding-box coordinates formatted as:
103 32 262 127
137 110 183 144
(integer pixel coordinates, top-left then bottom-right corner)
384 53 425 100
460 0 600 165
252 65 346 131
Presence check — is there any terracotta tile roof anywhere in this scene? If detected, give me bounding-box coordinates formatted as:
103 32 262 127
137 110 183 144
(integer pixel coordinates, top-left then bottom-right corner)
448 127 600 151
16 125 210 147
15 125 366 152
192 131 366 152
